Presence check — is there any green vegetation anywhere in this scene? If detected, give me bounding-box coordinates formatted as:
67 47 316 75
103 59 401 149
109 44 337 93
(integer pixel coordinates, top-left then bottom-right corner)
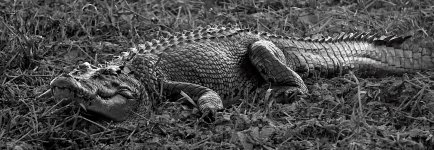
1 0 433 149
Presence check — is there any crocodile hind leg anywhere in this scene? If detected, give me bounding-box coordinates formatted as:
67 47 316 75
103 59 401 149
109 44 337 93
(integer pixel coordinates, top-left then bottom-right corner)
249 40 308 100
161 80 224 116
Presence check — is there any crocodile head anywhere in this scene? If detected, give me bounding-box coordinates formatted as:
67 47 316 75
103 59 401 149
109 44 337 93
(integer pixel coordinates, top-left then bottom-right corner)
43 62 143 121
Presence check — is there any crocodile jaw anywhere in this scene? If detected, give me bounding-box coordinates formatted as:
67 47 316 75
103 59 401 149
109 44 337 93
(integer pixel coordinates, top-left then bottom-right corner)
44 63 143 122
50 76 94 104
49 76 136 121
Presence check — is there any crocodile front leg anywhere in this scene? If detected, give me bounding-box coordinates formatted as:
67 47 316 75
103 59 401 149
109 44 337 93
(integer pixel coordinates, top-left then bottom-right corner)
249 40 308 98
161 80 224 115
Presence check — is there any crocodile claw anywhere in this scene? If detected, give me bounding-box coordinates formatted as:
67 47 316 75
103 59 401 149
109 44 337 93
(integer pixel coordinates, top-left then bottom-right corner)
200 107 217 123
269 86 306 104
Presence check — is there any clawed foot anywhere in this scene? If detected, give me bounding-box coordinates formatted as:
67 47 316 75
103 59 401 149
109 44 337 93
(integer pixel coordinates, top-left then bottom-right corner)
197 91 224 123
267 86 307 104
199 107 218 123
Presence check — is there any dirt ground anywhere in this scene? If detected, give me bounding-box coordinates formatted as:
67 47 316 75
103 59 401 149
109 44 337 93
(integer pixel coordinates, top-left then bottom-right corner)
1 0 434 149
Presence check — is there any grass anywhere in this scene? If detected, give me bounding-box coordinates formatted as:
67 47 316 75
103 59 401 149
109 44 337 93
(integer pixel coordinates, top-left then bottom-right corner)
1 0 434 149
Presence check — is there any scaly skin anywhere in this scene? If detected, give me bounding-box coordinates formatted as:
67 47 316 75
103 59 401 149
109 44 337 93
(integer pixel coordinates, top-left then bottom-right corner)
273 33 432 77
40 25 433 121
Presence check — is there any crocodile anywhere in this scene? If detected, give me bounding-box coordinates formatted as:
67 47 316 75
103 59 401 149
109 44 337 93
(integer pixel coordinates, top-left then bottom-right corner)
39 25 433 121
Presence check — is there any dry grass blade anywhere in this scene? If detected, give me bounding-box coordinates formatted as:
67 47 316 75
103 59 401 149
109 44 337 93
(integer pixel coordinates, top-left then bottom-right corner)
349 71 363 116
78 116 108 131
179 91 197 107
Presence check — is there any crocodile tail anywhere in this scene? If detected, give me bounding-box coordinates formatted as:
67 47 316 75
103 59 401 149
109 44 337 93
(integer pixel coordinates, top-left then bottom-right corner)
328 32 411 46
334 33 433 75
372 34 412 47
279 32 432 77
372 38 433 72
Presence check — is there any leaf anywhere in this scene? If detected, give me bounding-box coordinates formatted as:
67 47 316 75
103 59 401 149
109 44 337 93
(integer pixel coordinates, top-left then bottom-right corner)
298 14 318 26
118 10 134 24
264 88 272 102
259 126 275 142
222 113 231 121
249 127 260 141
239 114 251 124
237 131 253 149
